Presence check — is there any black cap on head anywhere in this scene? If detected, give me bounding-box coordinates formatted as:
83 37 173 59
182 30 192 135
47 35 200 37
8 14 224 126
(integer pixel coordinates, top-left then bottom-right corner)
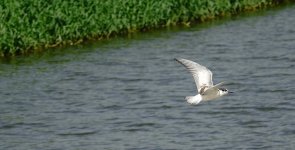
219 88 227 92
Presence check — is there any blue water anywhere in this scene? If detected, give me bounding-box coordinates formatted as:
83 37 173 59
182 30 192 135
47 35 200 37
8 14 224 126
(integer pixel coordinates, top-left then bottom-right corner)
0 5 295 150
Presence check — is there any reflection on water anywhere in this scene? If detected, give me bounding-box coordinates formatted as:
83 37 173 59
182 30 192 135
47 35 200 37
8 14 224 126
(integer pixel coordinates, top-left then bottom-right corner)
1 5 295 150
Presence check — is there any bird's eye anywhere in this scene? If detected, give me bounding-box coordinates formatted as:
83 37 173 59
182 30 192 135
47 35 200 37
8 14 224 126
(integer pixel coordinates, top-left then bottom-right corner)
220 88 227 92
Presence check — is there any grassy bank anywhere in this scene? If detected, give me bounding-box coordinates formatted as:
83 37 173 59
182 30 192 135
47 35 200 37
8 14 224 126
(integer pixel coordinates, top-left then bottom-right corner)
0 0 293 57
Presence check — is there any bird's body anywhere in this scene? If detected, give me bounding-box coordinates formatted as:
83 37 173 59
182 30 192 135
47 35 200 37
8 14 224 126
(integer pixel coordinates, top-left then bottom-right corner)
175 58 231 105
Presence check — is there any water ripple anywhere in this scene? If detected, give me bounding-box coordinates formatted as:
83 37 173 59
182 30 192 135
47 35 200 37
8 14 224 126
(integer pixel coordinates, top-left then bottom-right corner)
1 5 295 150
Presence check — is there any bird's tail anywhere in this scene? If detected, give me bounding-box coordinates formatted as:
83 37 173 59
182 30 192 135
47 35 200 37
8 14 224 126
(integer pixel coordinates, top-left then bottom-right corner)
185 96 194 101
185 95 202 105
185 96 196 105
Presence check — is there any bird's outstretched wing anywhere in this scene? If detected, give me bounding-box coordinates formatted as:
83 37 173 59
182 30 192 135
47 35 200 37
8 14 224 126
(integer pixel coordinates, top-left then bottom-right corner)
202 82 225 96
175 58 213 93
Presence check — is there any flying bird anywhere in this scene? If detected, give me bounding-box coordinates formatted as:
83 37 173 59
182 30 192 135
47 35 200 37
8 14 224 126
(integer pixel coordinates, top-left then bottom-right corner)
175 58 232 105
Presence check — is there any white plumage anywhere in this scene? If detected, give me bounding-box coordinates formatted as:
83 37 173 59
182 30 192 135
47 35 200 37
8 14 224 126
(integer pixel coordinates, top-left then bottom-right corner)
175 58 231 105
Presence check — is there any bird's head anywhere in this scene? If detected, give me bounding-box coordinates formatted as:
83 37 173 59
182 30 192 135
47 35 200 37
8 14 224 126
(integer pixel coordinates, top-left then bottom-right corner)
218 88 233 96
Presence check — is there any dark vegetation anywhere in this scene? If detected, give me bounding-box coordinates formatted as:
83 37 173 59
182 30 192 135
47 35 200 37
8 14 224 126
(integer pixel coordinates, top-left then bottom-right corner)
0 0 293 56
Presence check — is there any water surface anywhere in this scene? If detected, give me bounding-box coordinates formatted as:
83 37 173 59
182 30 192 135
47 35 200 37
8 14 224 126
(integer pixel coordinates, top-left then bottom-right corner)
1 5 295 150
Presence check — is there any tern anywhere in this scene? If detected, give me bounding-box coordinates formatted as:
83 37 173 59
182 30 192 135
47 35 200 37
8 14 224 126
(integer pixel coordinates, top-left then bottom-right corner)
175 58 232 105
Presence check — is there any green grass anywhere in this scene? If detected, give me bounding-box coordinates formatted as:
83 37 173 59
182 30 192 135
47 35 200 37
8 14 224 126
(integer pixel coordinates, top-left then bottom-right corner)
0 0 293 56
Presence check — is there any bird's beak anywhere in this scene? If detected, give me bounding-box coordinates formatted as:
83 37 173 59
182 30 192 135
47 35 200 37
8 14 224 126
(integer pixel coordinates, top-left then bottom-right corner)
229 91 234 94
